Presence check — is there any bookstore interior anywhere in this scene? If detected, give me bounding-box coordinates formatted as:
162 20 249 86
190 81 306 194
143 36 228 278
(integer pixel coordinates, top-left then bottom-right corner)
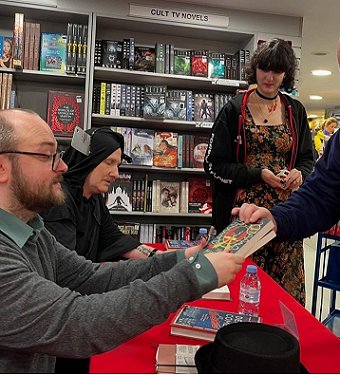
1 0 340 373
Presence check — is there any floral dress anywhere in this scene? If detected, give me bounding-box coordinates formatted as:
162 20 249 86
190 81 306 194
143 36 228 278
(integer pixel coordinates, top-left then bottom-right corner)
234 107 305 306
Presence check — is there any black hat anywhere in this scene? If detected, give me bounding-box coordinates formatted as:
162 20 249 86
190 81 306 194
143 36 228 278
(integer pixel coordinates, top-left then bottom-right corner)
195 323 308 373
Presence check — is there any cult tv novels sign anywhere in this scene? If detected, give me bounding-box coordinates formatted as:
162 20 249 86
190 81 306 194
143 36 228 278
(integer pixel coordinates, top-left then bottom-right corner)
129 4 229 28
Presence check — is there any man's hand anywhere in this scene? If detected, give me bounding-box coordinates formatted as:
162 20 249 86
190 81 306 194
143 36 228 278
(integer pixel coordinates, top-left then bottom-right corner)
204 252 244 287
231 203 277 232
184 238 207 259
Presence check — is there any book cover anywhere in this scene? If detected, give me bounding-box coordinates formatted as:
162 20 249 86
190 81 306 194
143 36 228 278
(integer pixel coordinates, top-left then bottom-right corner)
201 285 231 300
165 90 187 120
134 46 156 72
191 50 208 77
116 222 140 240
106 173 132 212
101 40 122 69
171 305 261 341
0 36 13 69
193 93 215 122
173 49 191 76
40 33 67 72
192 135 209 168
159 181 180 213
153 131 178 168
143 85 166 118
165 239 200 250
188 178 213 214
204 218 275 257
130 128 154 166
208 52 225 79
156 344 200 373
47 90 84 137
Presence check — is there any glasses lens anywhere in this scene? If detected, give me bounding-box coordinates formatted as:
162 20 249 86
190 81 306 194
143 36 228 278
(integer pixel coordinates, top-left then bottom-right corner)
52 150 64 171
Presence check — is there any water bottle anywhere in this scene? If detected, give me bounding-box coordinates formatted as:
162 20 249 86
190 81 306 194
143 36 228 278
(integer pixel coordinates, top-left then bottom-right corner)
238 265 261 317
196 227 208 241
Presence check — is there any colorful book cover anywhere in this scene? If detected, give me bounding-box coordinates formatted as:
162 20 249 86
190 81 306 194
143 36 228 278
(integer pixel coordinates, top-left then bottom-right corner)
188 177 212 214
193 93 215 122
40 33 67 72
134 46 156 72
173 49 191 76
204 218 275 256
191 50 208 77
165 90 187 120
106 173 132 211
130 128 154 166
153 131 178 168
47 90 84 137
165 239 200 250
0 36 13 69
171 305 260 341
208 52 225 79
159 181 180 213
192 135 209 168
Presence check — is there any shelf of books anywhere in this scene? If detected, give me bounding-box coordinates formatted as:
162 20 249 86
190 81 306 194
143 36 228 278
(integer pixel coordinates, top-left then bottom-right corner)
90 11 253 235
0 1 90 135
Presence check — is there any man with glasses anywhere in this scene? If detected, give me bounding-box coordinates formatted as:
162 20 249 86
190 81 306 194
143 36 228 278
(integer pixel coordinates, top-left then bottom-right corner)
0 109 244 373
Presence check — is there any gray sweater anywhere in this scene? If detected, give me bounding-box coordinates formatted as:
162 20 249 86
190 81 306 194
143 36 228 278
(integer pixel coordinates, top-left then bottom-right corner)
0 210 217 373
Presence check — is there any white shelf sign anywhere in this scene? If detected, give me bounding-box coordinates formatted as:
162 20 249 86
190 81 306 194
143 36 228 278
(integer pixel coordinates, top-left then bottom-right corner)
129 3 229 28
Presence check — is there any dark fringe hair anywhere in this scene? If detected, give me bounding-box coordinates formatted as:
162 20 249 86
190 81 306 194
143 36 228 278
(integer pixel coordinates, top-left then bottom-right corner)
245 38 297 93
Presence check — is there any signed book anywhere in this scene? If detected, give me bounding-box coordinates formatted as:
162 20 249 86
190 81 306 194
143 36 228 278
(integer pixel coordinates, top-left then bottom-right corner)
204 218 276 258
201 285 231 301
156 344 200 373
170 305 261 341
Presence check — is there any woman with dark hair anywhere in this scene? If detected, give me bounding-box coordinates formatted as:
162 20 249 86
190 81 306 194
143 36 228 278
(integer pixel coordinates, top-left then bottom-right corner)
204 38 314 305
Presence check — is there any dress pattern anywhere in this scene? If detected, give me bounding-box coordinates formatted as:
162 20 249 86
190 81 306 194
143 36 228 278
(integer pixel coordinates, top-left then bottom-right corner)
234 107 305 306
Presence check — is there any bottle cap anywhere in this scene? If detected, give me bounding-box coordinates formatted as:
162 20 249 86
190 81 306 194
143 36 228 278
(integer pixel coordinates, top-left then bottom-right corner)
199 228 208 234
246 265 257 274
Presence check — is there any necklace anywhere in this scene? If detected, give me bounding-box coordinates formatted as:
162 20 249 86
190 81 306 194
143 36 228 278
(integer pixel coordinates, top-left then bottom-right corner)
256 97 279 124
256 89 278 100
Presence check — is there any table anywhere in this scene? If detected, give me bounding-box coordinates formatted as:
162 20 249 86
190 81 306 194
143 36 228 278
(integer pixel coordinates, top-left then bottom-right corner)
90 249 340 373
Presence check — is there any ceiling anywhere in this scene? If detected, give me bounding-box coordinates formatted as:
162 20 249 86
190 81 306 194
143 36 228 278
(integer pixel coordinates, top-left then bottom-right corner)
167 0 340 119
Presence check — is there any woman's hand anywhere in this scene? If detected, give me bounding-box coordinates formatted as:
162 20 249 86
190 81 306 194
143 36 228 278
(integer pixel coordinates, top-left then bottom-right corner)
261 168 283 188
282 168 303 191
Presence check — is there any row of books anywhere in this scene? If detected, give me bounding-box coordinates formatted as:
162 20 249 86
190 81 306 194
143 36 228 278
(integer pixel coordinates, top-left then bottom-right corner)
0 73 14 110
2 13 87 74
95 39 250 80
93 83 234 122
105 174 212 215
110 127 209 169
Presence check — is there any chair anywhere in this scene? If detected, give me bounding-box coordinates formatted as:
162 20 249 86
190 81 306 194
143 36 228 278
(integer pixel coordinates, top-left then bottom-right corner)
311 224 340 336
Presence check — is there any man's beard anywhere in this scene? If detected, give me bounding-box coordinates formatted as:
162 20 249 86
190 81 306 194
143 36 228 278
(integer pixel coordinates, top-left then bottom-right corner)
10 158 65 213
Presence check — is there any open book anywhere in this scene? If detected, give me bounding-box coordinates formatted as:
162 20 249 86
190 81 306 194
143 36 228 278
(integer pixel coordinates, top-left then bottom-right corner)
203 218 275 258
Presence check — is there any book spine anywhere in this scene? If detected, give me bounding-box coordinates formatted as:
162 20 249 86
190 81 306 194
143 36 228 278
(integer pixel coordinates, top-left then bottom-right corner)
76 24 83 74
32 23 40 71
105 82 111 115
128 37 135 70
66 23 74 74
115 83 121 116
23 22 29 69
110 83 116 116
100 82 106 115
79 25 88 75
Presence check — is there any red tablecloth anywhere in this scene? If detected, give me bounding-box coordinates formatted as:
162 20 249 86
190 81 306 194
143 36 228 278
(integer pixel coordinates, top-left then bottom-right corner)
90 245 340 374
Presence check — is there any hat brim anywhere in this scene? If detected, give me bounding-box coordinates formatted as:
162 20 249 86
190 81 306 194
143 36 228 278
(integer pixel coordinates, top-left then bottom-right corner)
194 342 309 374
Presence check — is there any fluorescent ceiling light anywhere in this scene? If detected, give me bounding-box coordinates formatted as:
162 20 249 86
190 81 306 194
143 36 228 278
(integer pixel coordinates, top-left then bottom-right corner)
311 69 332 76
309 95 323 100
307 114 318 118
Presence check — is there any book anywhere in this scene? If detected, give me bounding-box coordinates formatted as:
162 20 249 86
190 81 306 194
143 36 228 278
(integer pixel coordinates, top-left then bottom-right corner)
101 40 122 69
191 50 208 77
204 218 276 258
192 135 209 168
143 85 166 118
165 90 187 120
0 36 13 69
156 344 200 374
187 178 213 214
193 93 214 122
208 52 225 79
106 173 132 212
170 305 261 341
173 49 191 76
13 13 24 68
159 181 180 213
165 239 200 250
153 131 178 168
46 90 85 138
40 33 67 72
130 128 154 166
134 46 155 72
201 285 231 300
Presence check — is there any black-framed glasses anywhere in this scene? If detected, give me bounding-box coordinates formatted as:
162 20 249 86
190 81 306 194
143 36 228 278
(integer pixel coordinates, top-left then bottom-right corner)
0 149 65 171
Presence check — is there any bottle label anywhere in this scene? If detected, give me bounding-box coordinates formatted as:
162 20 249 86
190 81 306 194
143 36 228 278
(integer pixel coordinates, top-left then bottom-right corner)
239 289 260 303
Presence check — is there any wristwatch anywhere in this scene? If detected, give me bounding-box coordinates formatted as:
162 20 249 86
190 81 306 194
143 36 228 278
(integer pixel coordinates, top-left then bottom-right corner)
148 249 158 257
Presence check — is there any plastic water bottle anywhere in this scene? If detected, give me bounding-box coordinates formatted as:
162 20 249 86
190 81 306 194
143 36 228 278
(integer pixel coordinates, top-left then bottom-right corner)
196 227 208 241
238 265 261 317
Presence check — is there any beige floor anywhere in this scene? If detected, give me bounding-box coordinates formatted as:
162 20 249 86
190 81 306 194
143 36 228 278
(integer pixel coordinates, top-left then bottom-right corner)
304 234 340 322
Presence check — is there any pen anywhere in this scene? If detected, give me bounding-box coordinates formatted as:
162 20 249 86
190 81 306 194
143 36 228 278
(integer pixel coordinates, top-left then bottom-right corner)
207 225 216 243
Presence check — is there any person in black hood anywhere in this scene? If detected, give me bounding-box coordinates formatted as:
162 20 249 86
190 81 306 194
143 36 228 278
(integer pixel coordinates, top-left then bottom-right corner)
41 127 159 373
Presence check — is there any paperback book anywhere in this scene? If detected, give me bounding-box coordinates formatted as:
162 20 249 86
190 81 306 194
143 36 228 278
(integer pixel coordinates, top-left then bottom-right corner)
187 178 213 214
130 128 154 166
40 33 67 72
156 344 200 373
191 50 208 77
101 40 123 69
208 52 225 79
193 93 214 122
159 181 180 213
165 239 200 250
173 49 191 76
201 285 231 300
171 305 261 341
153 131 178 168
106 173 132 212
143 85 166 118
0 36 13 69
165 90 187 120
204 218 276 258
47 90 84 137
134 46 156 72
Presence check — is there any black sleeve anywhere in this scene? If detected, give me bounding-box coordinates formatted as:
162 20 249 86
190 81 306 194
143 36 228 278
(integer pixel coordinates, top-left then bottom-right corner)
204 103 262 188
96 196 141 261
